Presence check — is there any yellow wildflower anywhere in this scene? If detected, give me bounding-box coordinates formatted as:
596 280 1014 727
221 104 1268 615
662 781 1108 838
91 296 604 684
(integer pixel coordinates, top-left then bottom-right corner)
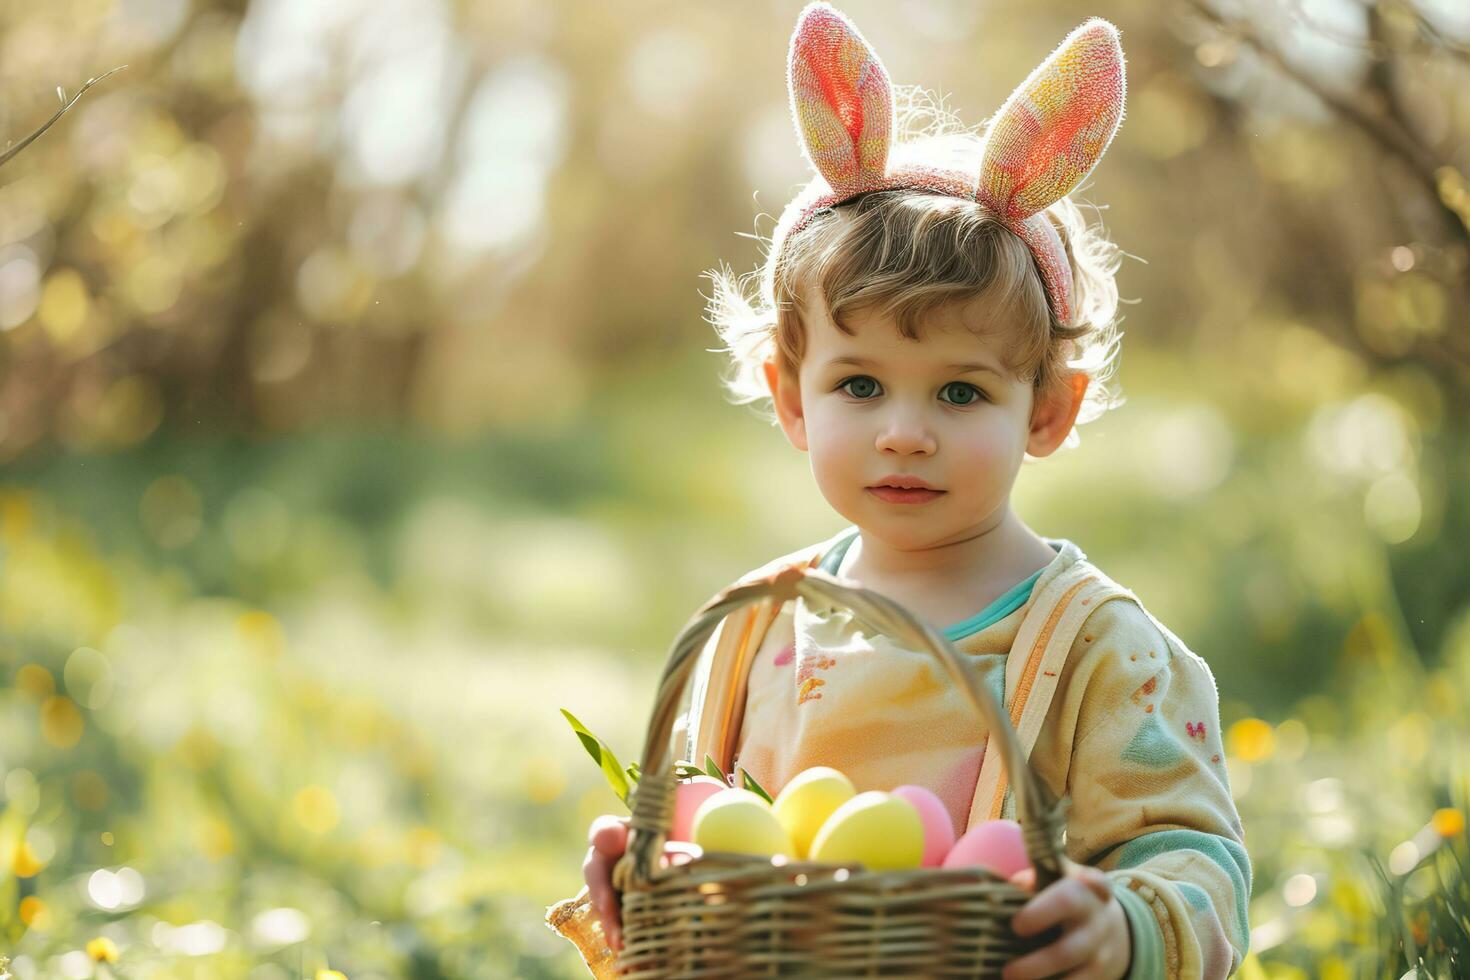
18 896 49 929
86 937 119 963
1227 718 1275 762
12 840 44 878
1431 807 1465 838
292 785 340 834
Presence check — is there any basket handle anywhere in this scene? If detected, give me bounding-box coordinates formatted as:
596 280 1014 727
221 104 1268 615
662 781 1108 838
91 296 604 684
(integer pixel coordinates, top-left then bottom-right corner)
612 561 1067 894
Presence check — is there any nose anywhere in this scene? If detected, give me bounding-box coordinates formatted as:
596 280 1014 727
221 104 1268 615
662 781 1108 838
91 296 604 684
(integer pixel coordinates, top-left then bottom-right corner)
874 406 936 456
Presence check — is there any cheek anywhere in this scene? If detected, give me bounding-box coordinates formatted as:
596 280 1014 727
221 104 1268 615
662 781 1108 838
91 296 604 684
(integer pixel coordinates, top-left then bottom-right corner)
947 415 1027 473
804 404 859 461
802 403 869 493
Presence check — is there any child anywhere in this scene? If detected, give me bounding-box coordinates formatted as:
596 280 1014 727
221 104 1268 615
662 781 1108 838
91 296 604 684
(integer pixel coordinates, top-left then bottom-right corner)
567 5 1250 978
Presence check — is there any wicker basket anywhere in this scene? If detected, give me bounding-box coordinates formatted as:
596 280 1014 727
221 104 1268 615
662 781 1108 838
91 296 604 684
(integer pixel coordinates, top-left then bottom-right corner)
548 561 1069 978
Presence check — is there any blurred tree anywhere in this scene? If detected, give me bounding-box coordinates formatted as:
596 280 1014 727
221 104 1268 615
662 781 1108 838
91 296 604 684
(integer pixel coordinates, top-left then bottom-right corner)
1175 0 1469 663
1187 0 1468 375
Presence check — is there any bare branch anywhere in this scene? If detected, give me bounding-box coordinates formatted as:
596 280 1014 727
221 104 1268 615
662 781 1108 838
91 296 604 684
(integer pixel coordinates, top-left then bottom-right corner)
0 65 128 171
1185 0 1469 245
1403 0 1470 66
1189 1 1431 171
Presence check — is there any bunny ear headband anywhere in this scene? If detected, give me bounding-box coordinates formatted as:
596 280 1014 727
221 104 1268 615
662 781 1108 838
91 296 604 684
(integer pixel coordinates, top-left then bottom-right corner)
774 2 1126 326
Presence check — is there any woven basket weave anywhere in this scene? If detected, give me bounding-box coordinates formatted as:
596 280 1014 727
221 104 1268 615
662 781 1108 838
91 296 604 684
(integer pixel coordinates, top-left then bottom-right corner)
547 561 1069 978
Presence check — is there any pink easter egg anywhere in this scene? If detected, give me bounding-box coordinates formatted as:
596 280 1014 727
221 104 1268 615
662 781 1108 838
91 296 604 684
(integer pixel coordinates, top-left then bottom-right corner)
889 785 956 868
670 776 727 842
941 818 1031 878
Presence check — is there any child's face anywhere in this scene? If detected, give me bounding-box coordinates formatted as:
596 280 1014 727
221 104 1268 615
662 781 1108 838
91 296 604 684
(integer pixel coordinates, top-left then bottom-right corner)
764 286 1085 550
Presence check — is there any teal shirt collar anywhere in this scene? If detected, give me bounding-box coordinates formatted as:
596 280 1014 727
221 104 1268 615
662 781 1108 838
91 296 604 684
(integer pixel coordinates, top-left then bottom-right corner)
817 526 1058 641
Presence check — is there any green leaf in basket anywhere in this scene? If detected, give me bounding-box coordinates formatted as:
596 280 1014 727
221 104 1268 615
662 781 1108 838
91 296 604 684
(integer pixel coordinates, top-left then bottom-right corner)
704 754 727 784
597 743 630 807
561 707 630 807
625 762 642 784
673 762 706 781
742 769 774 804
561 708 604 766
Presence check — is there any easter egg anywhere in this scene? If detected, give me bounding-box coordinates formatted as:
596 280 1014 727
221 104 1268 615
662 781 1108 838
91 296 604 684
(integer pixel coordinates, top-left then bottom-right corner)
808 791 924 870
692 788 794 858
889 785 956 868
941 818 1031 878
772 766 856 859
670 775 728 842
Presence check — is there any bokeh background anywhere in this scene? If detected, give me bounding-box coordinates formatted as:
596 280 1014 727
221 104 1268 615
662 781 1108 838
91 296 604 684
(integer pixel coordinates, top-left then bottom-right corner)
1 0 1468 976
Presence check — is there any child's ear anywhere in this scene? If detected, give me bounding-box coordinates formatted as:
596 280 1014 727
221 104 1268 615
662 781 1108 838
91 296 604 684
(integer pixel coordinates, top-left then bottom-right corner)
1026 372 1089 458
763 358 809 452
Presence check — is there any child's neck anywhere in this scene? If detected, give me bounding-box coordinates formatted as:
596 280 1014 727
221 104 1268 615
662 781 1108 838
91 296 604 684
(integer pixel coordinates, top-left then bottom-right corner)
840 507 1057 595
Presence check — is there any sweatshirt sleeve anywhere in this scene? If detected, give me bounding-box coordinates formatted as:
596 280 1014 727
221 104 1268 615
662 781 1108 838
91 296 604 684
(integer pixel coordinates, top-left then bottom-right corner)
1044 599 1252 979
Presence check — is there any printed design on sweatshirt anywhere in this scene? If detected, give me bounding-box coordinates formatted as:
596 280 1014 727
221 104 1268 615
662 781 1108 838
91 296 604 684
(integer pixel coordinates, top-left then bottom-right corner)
795 651 837 705
1177 881 1216 914
1100 750 1195 799
1130 673 1159 714
1182 718 1225 769
1120 714 1186 769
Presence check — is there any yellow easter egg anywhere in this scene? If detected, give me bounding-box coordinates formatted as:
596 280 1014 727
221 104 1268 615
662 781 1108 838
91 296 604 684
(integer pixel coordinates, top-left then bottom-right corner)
808 791 924 870
772 766 856 859
691 788 794 858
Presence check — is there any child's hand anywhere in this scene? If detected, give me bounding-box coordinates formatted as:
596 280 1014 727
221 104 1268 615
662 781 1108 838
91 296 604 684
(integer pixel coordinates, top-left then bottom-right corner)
582 814 631 953
581 814 702 956
1002 859 1132 980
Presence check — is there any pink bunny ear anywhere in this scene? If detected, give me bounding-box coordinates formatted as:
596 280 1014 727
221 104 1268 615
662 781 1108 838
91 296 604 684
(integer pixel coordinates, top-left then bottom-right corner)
787 2 895 198
976 18 1126 223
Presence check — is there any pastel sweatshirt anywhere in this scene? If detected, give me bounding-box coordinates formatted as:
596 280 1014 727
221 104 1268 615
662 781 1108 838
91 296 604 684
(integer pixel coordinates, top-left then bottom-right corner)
675 526 1251 979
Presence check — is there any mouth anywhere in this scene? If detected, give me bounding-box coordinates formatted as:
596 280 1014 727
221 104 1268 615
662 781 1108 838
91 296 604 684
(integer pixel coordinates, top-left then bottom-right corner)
870 475 941 492
866 486 946 505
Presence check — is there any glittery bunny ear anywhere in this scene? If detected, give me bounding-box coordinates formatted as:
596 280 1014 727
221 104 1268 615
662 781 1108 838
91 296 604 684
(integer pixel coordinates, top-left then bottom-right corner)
976 18 1126 223
787 2 895 198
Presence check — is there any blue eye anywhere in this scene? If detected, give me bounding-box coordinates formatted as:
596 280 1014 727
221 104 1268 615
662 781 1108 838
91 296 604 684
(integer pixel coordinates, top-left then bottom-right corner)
837 376 987 404
838 376 880 399
941 382 985 405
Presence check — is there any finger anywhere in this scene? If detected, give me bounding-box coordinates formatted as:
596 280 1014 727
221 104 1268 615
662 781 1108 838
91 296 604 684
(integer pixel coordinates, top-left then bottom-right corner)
1049 858 1114 909
1001 923 1095 980
1011 879 1103 937
589 815 631 856
1008 867 1036 892
1060 965 1107 980
582 838 621 890
1072 864 1113 904
581 850 624 945
660 841 702 868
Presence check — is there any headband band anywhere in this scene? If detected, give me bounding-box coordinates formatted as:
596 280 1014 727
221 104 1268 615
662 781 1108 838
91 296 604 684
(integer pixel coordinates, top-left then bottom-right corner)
773 3 1127 326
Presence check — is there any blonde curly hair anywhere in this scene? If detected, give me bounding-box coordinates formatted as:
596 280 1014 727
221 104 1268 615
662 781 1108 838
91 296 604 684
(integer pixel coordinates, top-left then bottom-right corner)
704 87 1127 457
